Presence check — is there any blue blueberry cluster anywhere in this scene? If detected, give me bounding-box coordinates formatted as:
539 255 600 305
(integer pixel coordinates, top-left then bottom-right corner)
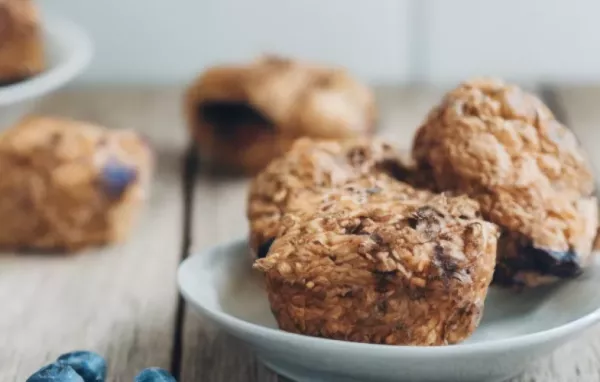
26 351 176 382
26 351 105 382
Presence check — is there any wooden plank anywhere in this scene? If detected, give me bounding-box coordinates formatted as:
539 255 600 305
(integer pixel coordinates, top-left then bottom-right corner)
555 87 600 176
180 171 273 382
0 88 186 381
507 86 600 382
373 85 442 150
179 87 444 382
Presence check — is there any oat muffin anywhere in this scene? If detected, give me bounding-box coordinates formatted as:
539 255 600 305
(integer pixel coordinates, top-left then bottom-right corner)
0 0 45 85
247 137 410 258
185 55 376 174
0 117 153 252
254 193 499 345
413 78 598 287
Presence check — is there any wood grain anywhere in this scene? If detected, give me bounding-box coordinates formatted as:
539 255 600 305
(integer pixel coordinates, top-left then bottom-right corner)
180 170 275 382
0 88 187 381
557 87 600 176
179 87 445 382
371 85 443 149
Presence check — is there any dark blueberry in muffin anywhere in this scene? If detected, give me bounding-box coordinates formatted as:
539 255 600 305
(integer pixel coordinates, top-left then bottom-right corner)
257 237 275 259
100 158 138 198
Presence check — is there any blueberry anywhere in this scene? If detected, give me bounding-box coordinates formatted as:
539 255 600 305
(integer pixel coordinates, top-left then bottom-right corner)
257 237 275 259
100 158 138 198
26 363 84 382
494 243 583 287
527 246 582 278
57 350 106 382
134 368 176 382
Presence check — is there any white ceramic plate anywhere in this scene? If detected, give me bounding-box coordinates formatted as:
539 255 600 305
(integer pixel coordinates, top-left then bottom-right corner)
0 14 93 129
178 239 600 382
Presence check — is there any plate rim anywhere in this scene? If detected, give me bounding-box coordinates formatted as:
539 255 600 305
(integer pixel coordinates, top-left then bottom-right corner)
0 13 93 105
178 237 600 357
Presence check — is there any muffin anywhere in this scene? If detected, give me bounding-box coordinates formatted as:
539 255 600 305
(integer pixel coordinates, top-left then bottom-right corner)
412 78 598 287
185 55 376 174
254 192 499 345
247 137 410 258
0 117 153 251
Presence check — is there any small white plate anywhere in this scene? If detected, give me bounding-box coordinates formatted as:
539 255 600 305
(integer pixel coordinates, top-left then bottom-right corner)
0 14 93 129
178 239 600 382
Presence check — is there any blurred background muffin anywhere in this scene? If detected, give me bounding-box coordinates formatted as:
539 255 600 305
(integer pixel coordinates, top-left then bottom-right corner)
0 117 153 252
185 55 376 174
0 0 45 85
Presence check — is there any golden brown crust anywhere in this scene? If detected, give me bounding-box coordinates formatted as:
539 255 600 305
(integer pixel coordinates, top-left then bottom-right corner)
0 117 153 252
184 55 376 174
0 0 45 83
254 193 498 345
247 137 409 255
412 78 598 287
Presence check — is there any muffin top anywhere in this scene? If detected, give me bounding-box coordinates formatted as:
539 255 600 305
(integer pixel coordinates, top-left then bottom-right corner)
247 137 409 251
412 78 598 258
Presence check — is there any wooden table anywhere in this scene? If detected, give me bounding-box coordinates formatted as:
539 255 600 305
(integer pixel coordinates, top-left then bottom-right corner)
1 85 600 382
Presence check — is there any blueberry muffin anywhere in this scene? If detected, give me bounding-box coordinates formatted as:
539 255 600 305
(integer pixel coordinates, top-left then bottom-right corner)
0 0 45 85
247 137 410 258
184 55 376 174
254 192 499 345
412 78 598 287
0 117 153 252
